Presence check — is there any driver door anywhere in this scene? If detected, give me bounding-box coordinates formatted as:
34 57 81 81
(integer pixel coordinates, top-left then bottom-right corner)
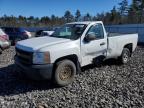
81 23 107 66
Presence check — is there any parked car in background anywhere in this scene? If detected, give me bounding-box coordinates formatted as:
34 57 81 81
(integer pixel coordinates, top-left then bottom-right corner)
0 28 10 54
24 30 32 38
1 27 31 45
40 31 54 36
53 27 60 31
35 30 44 37
35 28 55 37
0 28 9 41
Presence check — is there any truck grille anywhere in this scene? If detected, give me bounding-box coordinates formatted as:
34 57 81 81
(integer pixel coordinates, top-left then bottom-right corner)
16 48 33 65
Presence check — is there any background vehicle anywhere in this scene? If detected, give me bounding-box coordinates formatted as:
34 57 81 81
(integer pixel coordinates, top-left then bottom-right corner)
40 31 54 36
1 27 31 45
0 28 10 53
24 30 32 38
15 21 138 86
35 30 44 37
0 28 9 41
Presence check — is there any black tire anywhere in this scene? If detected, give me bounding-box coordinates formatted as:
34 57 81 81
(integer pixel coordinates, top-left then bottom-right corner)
54 60 76 86
119 48 130 64
0 47 2 54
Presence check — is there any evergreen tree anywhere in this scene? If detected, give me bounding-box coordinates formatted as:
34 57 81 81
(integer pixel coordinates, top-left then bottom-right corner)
118 0 129 24
0 0 144 27
64 10 74 23
110 6 121 24
128 0 142 23
118 0 129 16
83 13 92 21
75 10 81 21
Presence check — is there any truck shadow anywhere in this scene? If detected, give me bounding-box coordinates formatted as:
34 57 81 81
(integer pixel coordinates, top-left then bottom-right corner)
0 59 121 96
82 58 121 71
138 42 144 48
0 64 60 96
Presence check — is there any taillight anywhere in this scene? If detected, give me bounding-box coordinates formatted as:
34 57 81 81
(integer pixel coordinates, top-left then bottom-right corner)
0 35 9 40
5 35 9 40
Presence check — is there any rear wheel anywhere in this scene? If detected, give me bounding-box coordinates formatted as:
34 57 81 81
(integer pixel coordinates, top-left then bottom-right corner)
119 48 130 64
54 60 76 86
0 47 2 54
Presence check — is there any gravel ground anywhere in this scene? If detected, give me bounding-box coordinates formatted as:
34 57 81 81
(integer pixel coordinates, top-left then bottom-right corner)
0 46 144 108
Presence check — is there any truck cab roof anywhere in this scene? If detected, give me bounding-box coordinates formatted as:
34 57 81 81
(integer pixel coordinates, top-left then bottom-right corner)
67 21 103 25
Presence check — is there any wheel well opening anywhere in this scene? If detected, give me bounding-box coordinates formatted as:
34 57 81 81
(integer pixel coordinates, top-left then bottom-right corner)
53 55 79 73
124 43 133 55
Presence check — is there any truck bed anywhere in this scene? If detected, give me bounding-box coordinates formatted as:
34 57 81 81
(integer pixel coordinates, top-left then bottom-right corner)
108 33 137 37
107 33 138 58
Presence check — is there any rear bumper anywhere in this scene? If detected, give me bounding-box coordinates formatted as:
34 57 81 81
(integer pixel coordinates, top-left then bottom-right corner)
1 41 11 49
15 57 53 80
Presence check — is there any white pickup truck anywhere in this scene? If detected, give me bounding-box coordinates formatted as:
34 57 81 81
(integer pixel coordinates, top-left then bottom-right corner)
15 21 138 86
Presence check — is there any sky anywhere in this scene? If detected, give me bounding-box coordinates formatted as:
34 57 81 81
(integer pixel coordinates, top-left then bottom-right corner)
0 0 132 17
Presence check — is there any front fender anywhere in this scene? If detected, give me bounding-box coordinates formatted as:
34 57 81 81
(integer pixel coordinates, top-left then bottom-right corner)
39 40 81 64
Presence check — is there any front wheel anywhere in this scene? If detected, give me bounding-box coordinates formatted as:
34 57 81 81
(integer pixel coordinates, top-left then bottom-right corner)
119 48 130 64
54 60 76 86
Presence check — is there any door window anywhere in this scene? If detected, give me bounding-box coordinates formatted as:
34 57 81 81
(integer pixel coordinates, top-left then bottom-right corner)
87 24 104 39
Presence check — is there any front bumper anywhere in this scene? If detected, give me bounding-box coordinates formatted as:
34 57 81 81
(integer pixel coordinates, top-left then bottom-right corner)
15 57 53 80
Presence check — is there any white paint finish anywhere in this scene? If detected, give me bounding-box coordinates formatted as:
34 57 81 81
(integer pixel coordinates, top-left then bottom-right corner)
0 28 9 47
107 34 138 58
81 38 107 66
25 31 32 38
0 40 10 48
80 22 108 66
40 40 81 64
16 36 71 52
40 31 54 36
16 21 138 67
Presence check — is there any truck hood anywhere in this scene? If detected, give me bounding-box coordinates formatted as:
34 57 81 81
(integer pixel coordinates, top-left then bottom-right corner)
16 36 71 52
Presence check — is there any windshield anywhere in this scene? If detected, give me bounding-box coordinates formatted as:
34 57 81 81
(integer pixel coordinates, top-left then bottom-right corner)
50 24 87 40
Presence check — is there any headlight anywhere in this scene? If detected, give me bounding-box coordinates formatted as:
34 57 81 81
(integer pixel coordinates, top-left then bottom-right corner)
33 52 50 64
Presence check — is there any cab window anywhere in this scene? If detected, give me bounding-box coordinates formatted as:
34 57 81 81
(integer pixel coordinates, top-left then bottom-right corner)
87 23 104 39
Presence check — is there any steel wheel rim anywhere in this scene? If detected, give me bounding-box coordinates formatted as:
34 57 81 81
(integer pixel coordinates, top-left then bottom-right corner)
59 65 72 81
123 52 129 62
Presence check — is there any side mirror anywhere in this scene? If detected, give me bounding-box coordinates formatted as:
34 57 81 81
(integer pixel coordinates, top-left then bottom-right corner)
84 33 96 42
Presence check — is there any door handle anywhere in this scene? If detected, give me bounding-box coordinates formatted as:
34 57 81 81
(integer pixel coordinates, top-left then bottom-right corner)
100 42 106 46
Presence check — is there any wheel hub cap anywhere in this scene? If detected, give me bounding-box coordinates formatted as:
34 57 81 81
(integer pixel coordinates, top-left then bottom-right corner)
123 53 128 62
59 66 72 81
